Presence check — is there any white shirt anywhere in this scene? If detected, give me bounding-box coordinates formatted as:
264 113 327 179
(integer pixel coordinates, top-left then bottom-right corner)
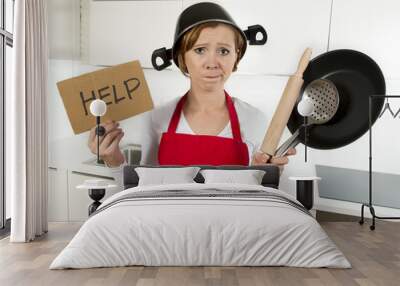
110 96 269 186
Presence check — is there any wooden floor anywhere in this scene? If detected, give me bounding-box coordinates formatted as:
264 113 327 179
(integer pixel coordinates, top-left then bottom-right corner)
0 220 399 286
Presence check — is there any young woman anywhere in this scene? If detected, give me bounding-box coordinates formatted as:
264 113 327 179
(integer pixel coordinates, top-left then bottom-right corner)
88 2 298 183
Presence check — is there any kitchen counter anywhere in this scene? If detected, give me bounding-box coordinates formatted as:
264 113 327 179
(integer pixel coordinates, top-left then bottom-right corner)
49 133 141 179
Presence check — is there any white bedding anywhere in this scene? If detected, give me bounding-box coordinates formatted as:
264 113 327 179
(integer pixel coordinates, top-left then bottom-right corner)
50 183 351 269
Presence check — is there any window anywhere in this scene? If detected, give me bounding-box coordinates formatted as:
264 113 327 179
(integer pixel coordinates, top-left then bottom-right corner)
0 0 14 233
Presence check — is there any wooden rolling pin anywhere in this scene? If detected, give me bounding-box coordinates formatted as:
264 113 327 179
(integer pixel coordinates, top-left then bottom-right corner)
260 48 312 159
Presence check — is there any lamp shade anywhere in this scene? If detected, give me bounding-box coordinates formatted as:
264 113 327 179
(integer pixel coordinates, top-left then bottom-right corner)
297 97 315 117
90 99 107 117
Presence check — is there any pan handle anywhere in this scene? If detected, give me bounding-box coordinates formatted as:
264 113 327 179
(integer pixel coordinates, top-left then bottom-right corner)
274 125 311 157
151 47 172 71
244 25 267 45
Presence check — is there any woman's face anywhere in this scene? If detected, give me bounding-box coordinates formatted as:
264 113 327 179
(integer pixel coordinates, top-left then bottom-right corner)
184 24 238 91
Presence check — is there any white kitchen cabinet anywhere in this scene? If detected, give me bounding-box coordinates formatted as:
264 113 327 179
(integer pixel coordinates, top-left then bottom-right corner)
183 0 332 75
329 0 400 79
48 167 121 222
47 0 80 60
68 171 120 222
48 167 69 222
88 0 182 68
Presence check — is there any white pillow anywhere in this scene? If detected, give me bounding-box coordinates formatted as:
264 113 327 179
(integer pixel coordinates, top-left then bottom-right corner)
200 169 266 185
135 167 200 186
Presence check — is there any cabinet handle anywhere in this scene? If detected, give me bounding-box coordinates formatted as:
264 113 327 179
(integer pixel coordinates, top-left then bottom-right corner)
48 167 57 170
71 171 114 181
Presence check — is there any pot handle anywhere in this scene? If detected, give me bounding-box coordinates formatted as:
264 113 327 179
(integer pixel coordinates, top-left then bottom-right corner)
244 25 267 45
151 47 172 71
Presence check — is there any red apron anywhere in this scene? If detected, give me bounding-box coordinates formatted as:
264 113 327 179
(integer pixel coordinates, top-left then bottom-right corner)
158 91 249 166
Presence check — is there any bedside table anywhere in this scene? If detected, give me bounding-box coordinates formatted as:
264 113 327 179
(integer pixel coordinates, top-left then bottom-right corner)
77 180 117 215
289 176 321 212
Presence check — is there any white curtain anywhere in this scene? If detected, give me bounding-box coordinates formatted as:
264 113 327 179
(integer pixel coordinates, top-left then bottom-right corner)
8 0 48 242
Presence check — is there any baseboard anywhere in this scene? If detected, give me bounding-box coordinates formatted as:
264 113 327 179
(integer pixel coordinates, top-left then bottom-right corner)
316 210 360 222
316 198 400 221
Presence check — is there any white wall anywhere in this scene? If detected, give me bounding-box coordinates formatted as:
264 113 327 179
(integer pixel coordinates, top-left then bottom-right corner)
47 0 400 200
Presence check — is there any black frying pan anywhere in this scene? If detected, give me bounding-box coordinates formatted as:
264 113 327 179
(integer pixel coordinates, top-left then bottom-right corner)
287 49 386 149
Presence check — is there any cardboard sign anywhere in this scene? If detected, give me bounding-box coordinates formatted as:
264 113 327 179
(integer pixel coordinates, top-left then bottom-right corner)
57 60 154 134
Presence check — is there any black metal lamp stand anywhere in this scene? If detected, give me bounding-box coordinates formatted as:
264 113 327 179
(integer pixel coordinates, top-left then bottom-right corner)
95 116 106 164
359 95 400 230
304 116 308 162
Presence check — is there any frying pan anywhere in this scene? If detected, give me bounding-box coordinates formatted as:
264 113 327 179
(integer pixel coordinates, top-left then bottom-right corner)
287 49 386 149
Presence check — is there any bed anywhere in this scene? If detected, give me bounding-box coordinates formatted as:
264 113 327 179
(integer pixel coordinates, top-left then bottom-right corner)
50 165 350 269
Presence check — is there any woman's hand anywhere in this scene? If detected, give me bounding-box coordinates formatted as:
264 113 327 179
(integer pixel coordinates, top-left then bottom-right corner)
251 148 297 173
87 120 125 167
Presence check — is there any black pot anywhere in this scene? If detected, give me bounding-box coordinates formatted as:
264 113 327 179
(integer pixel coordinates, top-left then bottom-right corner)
151 2 267 71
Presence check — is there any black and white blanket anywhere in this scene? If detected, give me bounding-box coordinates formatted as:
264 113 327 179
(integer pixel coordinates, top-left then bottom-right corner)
50 183 350 269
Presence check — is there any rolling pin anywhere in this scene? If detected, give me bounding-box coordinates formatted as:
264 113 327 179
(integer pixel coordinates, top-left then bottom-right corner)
260 48 312 159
